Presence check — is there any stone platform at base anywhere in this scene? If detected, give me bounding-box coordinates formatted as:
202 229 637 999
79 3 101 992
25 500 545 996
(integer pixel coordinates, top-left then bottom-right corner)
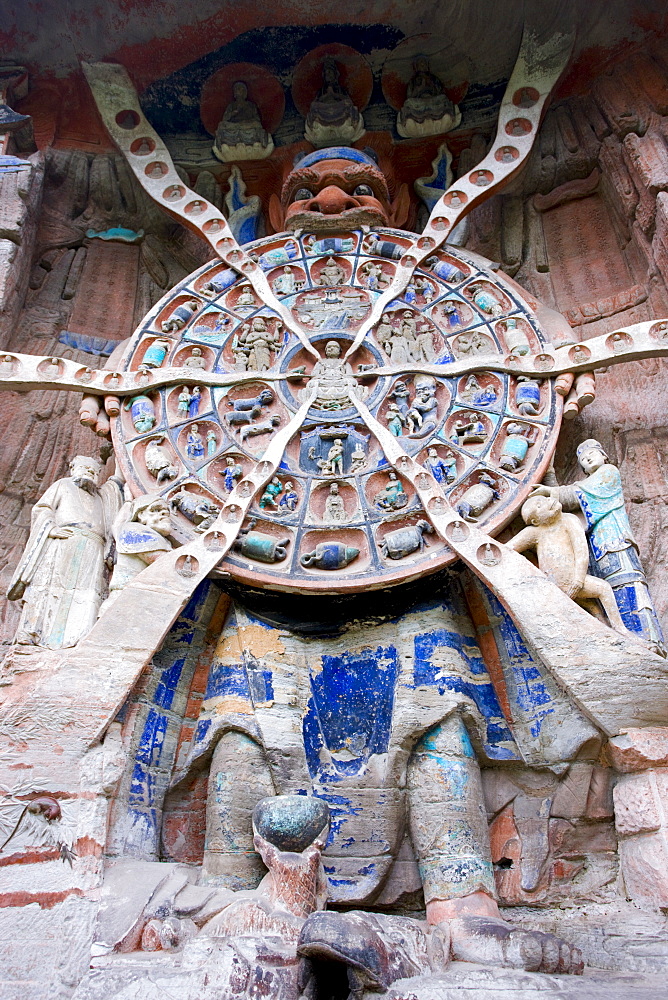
69 952 668 1000
379 963 667 1000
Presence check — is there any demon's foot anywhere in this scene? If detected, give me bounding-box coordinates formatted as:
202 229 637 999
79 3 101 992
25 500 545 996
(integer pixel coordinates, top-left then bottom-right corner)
448 914 583 975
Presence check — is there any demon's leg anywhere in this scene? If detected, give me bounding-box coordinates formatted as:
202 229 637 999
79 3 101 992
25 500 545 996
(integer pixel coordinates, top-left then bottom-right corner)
408 714 583 974
201 730 275 889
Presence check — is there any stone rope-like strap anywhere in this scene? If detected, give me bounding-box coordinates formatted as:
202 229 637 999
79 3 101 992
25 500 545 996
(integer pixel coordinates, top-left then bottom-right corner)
82 61 319 361
68 392 316 746
346 387 668 737
0 320 665 397
343 22 576 360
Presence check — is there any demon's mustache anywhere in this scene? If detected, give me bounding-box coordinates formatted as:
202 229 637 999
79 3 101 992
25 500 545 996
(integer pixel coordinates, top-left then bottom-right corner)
284 205 390 234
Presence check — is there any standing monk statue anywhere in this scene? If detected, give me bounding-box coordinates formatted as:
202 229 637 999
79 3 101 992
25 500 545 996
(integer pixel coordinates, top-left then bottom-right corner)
7 456 123 649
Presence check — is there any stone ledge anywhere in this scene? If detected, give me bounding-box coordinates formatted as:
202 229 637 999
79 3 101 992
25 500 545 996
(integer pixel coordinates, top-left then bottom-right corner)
380 962 665 999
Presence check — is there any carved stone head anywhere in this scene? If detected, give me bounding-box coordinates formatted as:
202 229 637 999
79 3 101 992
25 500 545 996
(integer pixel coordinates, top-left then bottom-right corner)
521 494 562 526
131 496 172 537
69 455 102 486
576 438 609 474
270 147 409 234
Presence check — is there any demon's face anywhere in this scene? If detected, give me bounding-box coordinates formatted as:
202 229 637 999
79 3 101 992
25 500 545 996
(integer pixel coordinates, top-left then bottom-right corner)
269 150 409 235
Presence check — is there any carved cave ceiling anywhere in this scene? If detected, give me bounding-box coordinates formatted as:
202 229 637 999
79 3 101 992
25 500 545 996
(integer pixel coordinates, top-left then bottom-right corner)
3 0 668 160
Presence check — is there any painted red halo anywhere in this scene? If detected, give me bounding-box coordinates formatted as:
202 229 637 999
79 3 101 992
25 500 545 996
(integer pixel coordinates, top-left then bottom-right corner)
200 62 285 137
291 43 373 117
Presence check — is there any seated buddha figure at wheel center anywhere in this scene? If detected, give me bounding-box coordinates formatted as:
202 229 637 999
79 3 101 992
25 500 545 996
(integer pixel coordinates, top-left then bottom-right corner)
301 339 365 410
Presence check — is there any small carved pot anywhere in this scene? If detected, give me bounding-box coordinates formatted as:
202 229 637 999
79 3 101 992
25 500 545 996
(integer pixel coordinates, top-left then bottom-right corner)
301 542 359 570
504 319 530 356
128 394 156 432
236 530 290 563
428 257 464 283
499 434 529 471
143 339 170 368
367 237 403 260
457 481 496 520
515 378 541 414
381 524 427 560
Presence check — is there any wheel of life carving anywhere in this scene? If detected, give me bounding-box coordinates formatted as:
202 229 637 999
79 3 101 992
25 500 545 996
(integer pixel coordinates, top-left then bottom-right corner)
112 228 559 593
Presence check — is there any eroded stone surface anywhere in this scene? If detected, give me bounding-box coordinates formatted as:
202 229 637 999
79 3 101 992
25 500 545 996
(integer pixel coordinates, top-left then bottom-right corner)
378 962 665 1000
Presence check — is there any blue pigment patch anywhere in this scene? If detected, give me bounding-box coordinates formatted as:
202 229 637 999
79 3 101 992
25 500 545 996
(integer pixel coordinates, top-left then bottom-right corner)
195 718 212 744
303 645 399 780
248 666 274 704
311 791 362 842
484 591 557 738
135 709 168 767
204 661 252 701
413 628 517 759
153 657 186 710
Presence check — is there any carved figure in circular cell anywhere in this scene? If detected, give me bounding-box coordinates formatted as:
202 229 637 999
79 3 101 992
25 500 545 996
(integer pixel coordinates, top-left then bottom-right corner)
206 429 218 458
220 456 242 493
386 403 404 437
177 387 191 418
184 347 206 369
317 257 346 286
259 477 283 509
236 317 281 372
189 387 201 418
406 376 438 436
324 483 347 523
424 448 456 485
186 424 205 460
273 266 302 295
145 436 178 483
374 472 408 512
279 482 298 512
461 375 497 407
303 341 365 411
454 330 495 358
361 260 388 290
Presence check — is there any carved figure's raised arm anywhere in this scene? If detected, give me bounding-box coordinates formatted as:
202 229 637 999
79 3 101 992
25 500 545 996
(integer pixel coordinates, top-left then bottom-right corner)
505 524 538 554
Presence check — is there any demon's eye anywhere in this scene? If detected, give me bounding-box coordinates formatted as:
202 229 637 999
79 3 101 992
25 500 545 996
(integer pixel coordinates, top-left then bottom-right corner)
293 188 313 202
354 183 374 197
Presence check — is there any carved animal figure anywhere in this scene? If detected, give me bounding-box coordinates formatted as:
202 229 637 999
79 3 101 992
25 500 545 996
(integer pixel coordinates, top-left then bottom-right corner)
226 389 275 426
239 414 281 443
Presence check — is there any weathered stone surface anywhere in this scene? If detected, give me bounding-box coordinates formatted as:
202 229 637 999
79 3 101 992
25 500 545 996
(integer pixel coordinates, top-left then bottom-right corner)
379 963 665 1000
503 902 668 975
607 728 668 772
613 772 663 836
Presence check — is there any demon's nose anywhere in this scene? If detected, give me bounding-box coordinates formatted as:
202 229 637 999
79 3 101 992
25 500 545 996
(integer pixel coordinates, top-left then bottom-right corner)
306 185 359 215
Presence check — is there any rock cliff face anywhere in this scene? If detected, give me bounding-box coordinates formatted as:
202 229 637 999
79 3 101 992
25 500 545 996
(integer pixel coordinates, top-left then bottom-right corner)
2 10 668 1000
